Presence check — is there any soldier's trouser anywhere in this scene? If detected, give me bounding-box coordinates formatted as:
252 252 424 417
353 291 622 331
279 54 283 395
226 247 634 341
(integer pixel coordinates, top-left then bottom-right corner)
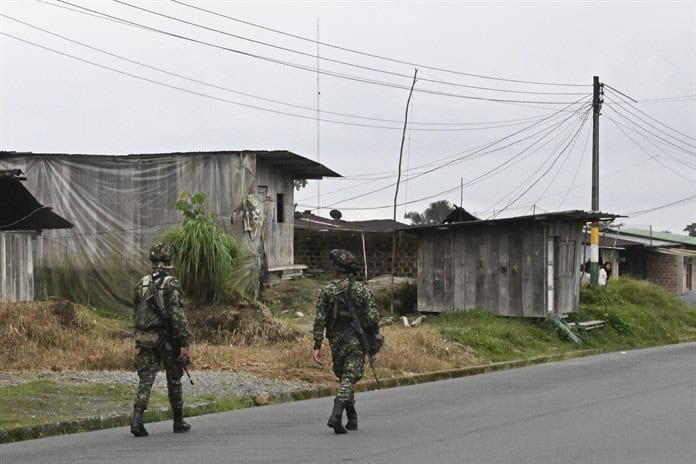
133 347 184 411
330 336 365 402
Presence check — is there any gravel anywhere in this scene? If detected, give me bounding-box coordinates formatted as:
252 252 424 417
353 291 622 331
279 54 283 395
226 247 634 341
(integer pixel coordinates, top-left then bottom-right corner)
0 370 314 400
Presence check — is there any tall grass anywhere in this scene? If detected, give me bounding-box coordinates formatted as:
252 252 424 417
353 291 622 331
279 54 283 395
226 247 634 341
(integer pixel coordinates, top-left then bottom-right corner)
161 192 241 305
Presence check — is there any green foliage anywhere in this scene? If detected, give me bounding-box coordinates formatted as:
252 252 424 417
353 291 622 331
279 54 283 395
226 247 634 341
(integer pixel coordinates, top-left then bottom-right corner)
429 277 696 362
575 277 696 350
434 310 565 362
161 192 242 305
293 179 308 191
405 199 454 225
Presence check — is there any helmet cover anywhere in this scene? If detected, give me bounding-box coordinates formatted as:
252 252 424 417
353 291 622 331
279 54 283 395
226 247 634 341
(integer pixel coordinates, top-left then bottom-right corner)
329 248 359 274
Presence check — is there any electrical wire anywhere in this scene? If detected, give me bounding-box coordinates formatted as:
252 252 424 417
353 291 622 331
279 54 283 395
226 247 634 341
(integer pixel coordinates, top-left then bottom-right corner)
2 14 566 132
604 113 695 182
299 104 589 209
113 0 587 97
605 91 696 147
604 105 695 157
43 0 588 105
169 0 590 88
487 107 591 218
4 31 548 132
485 112 586 214
623 194 696 217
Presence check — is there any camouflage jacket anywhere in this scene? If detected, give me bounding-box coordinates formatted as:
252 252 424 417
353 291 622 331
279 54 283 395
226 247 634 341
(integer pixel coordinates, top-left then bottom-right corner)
313 278 380 349
133 272 191 349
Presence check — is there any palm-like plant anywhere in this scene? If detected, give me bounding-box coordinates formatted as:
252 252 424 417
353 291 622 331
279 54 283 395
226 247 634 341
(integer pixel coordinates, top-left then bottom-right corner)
161 192 241 305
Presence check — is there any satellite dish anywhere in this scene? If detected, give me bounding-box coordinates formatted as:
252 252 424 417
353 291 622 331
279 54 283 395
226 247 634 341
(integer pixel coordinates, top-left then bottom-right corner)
329 209 342 220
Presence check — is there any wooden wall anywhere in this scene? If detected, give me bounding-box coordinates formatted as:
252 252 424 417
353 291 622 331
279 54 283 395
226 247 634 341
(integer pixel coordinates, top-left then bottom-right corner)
416 220 583 317
0 232 34 303
255 159 294 269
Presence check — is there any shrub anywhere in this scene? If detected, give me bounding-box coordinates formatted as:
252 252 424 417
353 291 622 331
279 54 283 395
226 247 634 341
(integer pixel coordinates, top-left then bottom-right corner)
161 192 241 305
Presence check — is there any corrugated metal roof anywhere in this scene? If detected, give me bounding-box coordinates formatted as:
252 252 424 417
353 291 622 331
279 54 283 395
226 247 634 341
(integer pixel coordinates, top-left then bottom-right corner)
401 210 621 233
614 228 696 247
294 212 409 232
0 150 341 179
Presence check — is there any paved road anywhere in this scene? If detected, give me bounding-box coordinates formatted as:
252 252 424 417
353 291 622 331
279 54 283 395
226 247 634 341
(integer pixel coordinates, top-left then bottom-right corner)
2 344 695 464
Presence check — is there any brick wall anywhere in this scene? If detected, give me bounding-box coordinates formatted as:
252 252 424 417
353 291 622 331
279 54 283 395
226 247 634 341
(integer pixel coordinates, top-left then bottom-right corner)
646 252 679 294
294 229 417 278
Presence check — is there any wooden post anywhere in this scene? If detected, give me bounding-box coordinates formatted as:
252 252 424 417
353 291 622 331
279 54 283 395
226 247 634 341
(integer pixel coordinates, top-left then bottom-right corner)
391 69 418 314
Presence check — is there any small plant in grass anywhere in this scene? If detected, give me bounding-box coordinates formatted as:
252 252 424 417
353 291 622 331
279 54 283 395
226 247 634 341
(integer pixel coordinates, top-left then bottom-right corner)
161 192 241 305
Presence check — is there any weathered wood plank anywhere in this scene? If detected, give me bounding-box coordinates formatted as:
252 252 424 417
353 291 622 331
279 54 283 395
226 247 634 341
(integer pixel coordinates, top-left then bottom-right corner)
443 231 454 311
486 226 499 314
453 229 467 310
432 233 445 311
508 225 524 317
498 228 510 316
475 228 490 311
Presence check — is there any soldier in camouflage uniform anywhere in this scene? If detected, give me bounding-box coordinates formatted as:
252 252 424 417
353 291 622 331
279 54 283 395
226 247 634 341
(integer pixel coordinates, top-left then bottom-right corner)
130 243 192 437
313 249 380 434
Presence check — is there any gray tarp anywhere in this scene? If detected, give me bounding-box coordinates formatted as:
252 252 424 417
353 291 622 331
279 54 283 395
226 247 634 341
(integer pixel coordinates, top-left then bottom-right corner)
0 153 260 313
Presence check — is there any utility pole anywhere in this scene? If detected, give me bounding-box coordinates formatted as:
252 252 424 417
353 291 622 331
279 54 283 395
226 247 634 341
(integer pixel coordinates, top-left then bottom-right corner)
590 76 603 286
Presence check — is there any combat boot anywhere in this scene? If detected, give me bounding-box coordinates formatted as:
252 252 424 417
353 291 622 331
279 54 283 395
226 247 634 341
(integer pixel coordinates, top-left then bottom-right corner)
345 400 358 431
130 406 148 437
173 407 191 433
327 397 347 434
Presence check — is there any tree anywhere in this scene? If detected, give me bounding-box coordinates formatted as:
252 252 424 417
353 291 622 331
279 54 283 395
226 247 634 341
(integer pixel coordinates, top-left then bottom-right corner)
404 200 454 225
293 179 307 191
160 192 241 305
684 223 696 237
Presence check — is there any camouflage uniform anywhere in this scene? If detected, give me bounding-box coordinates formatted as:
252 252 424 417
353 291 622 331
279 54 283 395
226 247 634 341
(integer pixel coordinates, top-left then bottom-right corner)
313 279 380 401
132 273 191 411
131 243 192 437
313 249 380 434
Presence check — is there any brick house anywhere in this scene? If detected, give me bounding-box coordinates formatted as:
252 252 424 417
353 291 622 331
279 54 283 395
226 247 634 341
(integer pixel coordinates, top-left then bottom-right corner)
596 228 696 294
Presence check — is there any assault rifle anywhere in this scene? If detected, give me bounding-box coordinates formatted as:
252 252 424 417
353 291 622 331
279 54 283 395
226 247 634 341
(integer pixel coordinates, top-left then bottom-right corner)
146 275 194 386
343 277 381 385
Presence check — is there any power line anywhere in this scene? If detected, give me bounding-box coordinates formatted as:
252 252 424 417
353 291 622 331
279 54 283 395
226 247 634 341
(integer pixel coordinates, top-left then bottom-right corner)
113 0 587 97
604 86 696 143
605 97 696 152
2 14 564 132
604 113 695 181
5 31 543 132
624 194 696 217
299 103 589 210
488 107 591 218
604 103 695 158
43 0 587 105
170 0 589 88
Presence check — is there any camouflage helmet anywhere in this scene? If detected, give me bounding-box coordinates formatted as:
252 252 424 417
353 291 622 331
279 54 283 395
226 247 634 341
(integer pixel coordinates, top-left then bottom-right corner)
149 243 177 263
329 248 359 274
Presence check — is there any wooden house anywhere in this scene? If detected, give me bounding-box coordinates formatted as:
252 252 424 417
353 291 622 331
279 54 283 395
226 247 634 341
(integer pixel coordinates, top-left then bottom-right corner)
0 169 73 303
0 151 338 311
404 210 618 317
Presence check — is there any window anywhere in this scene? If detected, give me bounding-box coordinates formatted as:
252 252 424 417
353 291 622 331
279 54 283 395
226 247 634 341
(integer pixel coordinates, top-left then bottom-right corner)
276 193 285 223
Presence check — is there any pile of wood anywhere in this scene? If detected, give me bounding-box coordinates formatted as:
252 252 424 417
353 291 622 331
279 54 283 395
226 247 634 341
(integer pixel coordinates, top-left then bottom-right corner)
566 320 606 331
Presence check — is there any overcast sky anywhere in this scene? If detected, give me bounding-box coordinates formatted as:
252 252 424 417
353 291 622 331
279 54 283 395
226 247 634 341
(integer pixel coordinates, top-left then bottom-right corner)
1 1 694 234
